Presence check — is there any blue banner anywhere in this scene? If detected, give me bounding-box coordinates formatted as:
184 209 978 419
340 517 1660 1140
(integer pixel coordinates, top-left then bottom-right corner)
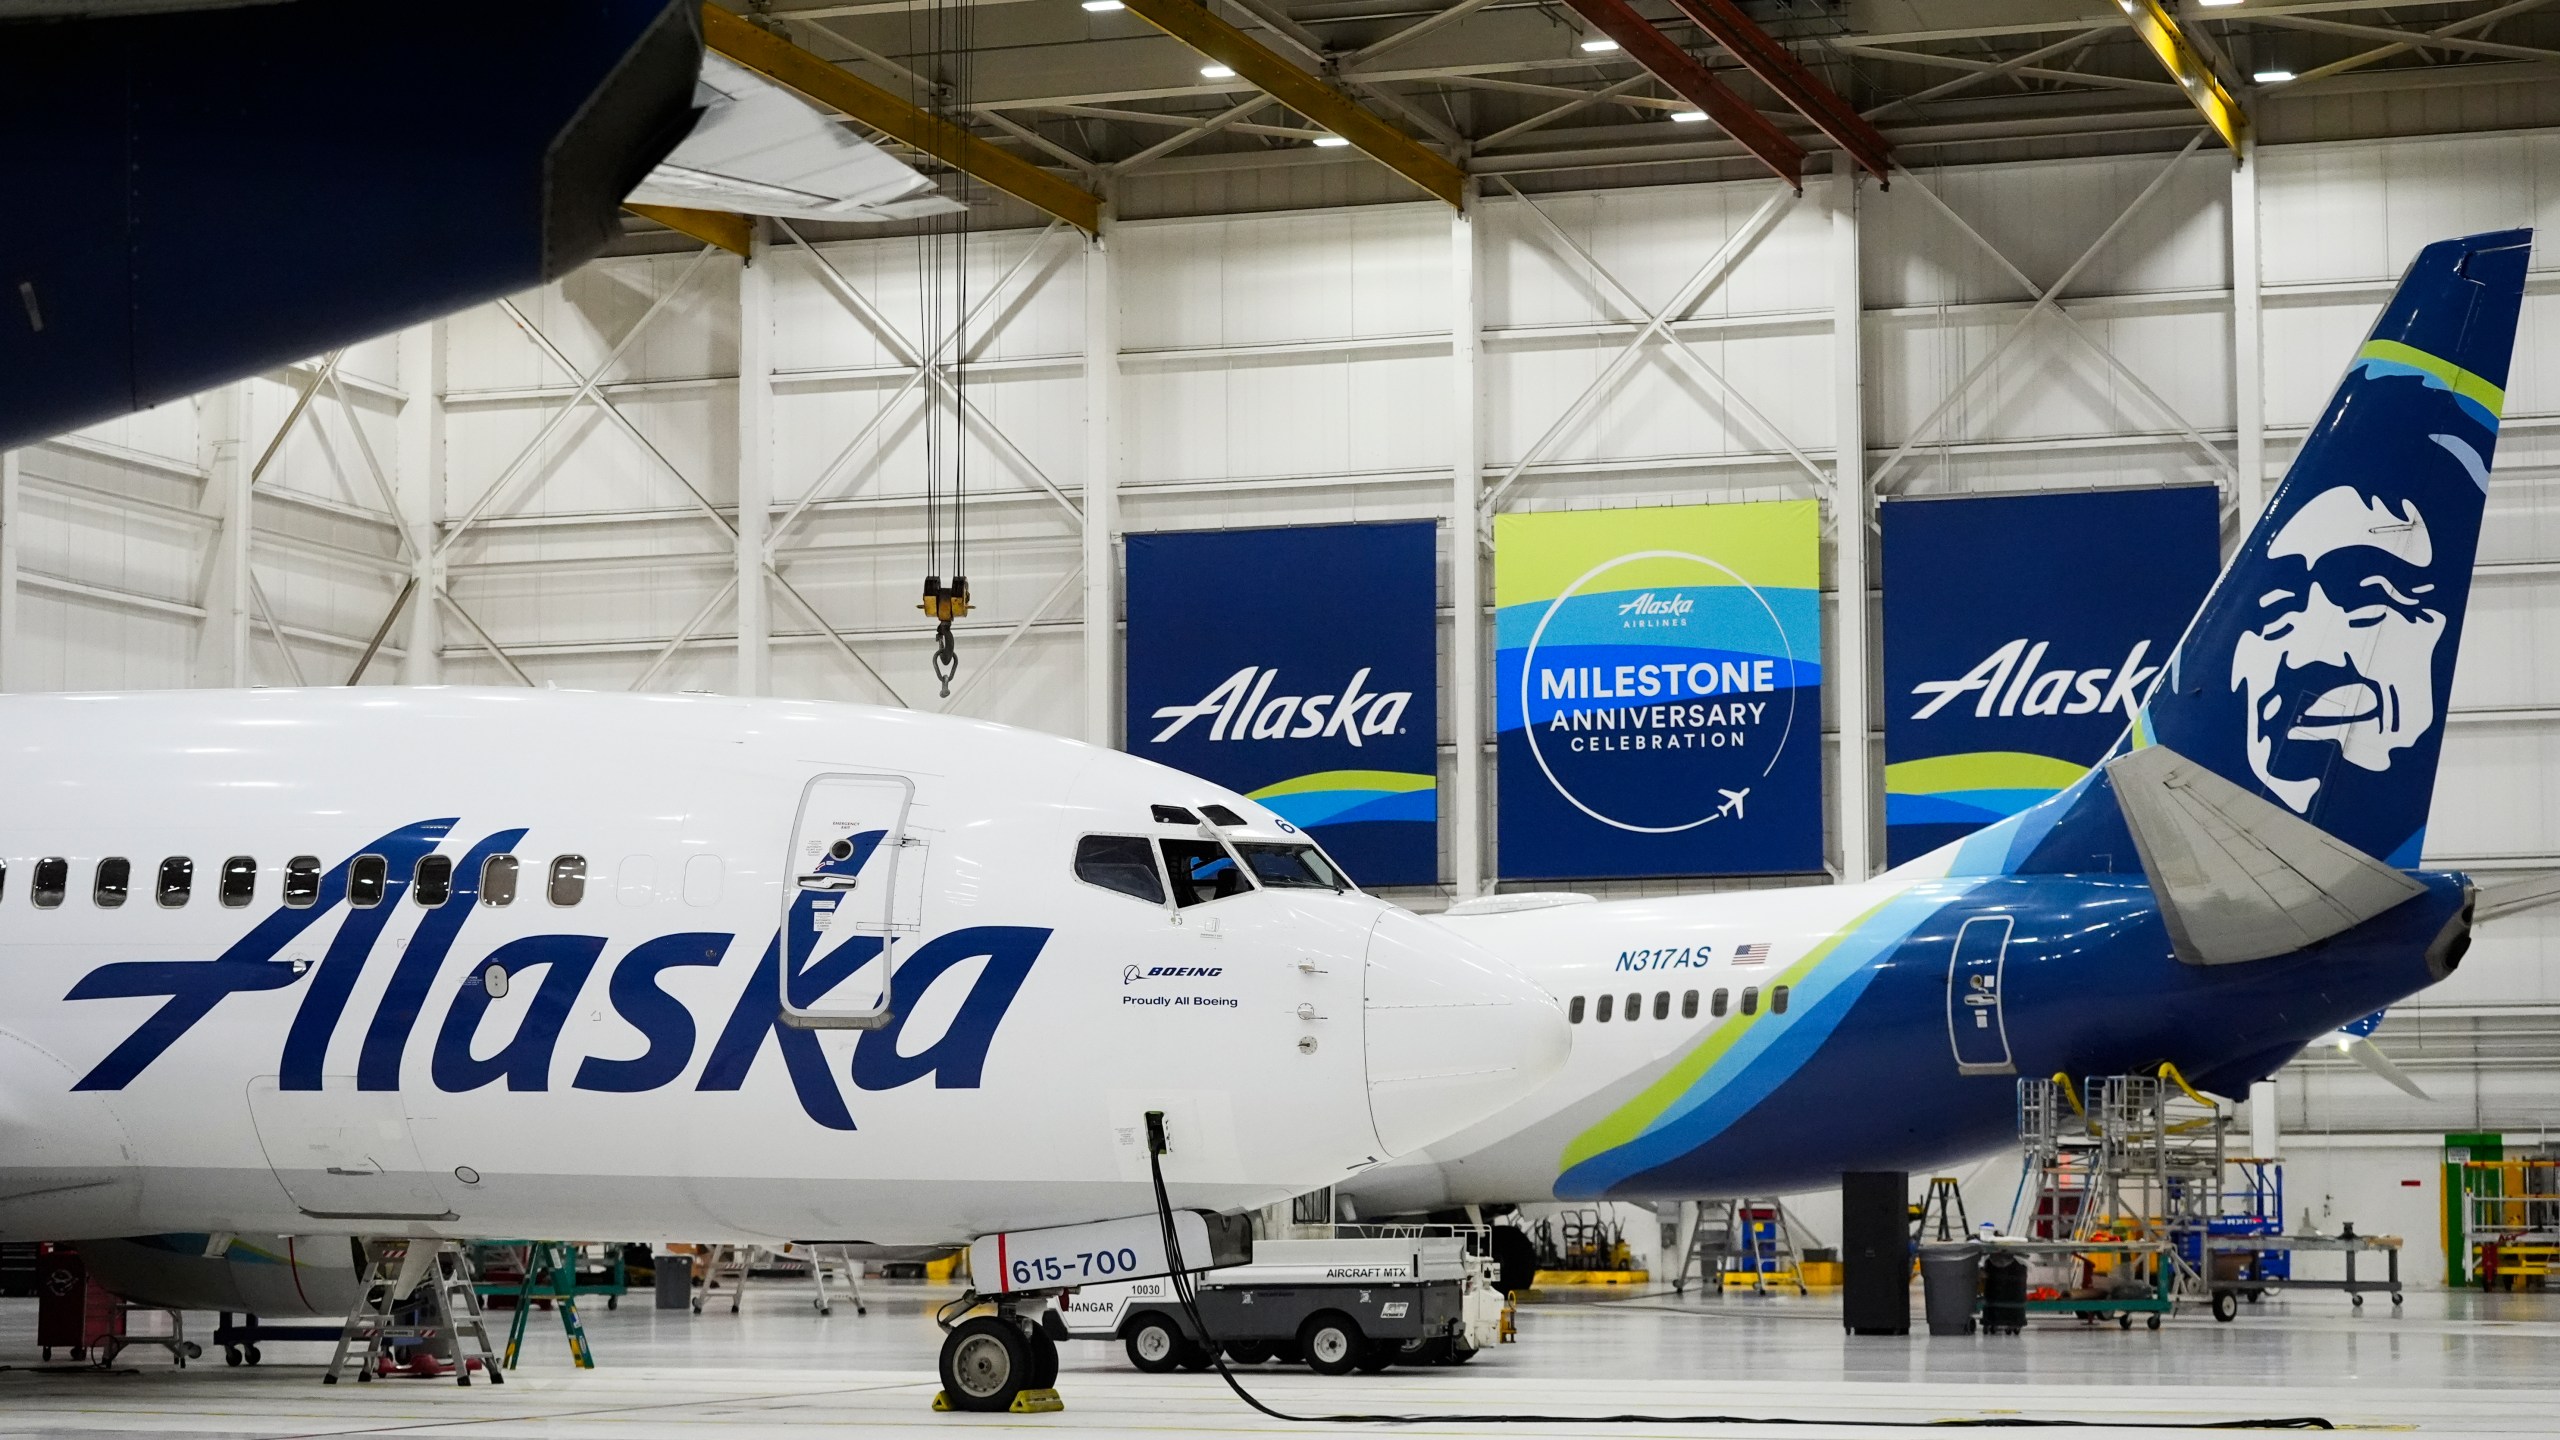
1880 487 2220 867
1125 522 1439 887
1495 502 1824 879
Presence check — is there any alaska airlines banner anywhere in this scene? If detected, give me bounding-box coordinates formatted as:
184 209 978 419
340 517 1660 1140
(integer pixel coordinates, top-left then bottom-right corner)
1494 502 1823 879
1880 487 2219 866
1125 522 1438 886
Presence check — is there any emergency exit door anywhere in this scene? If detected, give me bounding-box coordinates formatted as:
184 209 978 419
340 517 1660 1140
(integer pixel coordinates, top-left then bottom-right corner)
1945 915 2015 1076
779 772 914 1029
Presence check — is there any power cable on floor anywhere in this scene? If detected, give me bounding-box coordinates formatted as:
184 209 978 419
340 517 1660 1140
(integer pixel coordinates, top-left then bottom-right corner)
1140 1113 2333 1430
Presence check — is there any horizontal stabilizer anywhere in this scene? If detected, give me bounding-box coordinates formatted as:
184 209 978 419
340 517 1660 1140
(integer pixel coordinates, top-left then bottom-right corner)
2477 871 2560 923
2339 1031 2432 1101
2107 744 2425 964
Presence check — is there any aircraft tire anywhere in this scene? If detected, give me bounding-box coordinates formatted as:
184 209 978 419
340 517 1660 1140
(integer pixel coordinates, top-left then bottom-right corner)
1299 1313 1364 1376
1123 1313 1185 1374
1026 1329 1060 1389
940 1316 1032 1412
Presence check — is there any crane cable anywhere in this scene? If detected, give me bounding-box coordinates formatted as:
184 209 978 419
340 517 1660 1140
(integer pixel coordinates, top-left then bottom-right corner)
913 0 973 697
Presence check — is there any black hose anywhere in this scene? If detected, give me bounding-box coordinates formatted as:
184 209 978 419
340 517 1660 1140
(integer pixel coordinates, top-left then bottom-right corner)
1138 1123 2329 1430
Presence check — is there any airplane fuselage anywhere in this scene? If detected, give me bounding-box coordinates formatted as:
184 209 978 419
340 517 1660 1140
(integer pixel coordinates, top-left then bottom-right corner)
1348 868 2467 1211
0 688 1563 1247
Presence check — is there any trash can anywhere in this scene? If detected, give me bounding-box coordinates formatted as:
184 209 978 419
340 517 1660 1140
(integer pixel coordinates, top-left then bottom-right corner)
654 1253 694 1311
1981 1251 2028 1335
1918 1244 1982 1336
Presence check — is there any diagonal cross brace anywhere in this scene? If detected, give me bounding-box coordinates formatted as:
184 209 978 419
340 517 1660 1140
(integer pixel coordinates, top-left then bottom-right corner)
1665 0 1890 182
1554 0 1805 189
1479 182 1802 521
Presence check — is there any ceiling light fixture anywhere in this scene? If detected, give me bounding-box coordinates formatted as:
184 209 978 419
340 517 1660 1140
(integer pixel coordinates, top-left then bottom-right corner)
2199 0 2244 7
1668 109 1708 123
1080 0 1124 11
2253 68 2294 82
1201 63 1236 79
1312 134 1351 147
1581 37 1619 53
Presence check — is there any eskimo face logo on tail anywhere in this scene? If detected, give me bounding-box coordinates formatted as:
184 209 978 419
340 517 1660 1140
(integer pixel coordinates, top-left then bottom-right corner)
2231 477 2461 813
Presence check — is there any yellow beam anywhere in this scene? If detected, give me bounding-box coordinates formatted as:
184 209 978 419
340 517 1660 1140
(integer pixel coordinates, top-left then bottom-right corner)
625 203 753 256
2114 0 2246 155
1116 0 1467 208
699 5 1102 234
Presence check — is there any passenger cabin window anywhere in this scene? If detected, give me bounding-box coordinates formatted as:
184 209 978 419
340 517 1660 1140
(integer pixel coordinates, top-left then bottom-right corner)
1654 991 1670 1020
156 857 193 908
349 855 388 908
1741 986 1759 1016
1710 988 1729 1017
1199 804 1247 827
1234 842 1345 892
414 855 453 908
219 856 257 908
1772 984 1790 1015
1150 804 1199 825
1074 835 1165 905
1595 993 1614 1023
1159 839 1250 908
1568 995 1586 1024
94 857 131 908
547 855 587 906
1682 990 1699 1019
0 859 8 904
32 857 68 909
1625 991 1641 1022
283 856 321 908
481 854 519 907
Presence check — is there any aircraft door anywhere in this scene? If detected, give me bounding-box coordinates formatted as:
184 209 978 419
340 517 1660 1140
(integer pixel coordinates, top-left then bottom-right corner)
780 772 915 1029
1945 915 2015 1076
246 1079 456 1222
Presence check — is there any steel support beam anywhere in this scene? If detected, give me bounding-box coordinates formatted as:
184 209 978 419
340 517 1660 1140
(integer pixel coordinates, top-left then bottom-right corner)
1666 0 1891 182
393 321 444 683
739 221 774 696
195 384 252 686
1082 211 1120 748
1116 0 1467 207
701 4 1102 232
627 202 754 257
2115 0 2246 154
1553 0 1805 189
2229 131 2265 540
1829 153 1873 883
1450 191 1486 898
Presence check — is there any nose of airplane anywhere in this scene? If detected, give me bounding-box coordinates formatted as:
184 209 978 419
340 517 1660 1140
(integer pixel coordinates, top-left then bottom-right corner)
1361 906 1571 1156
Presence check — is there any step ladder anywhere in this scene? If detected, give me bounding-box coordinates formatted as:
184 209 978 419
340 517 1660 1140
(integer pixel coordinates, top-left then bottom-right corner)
693 1243 757 1313
499 1242 595 1370
795 1243 868 1317
1913 1176 1972 1245
325 1239 503 1386
1678 1199 1808 1296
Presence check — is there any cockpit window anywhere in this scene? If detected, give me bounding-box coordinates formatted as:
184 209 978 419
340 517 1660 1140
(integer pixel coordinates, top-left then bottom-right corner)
1200 804 1247 828
1150 805 1199 825
1074 835 1166 906
1233 841 1345 892
1159 838 1251 907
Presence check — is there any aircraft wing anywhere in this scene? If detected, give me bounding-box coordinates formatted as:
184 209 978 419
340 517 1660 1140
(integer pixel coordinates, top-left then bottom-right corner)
628 54 965 224
2106 743 2426 965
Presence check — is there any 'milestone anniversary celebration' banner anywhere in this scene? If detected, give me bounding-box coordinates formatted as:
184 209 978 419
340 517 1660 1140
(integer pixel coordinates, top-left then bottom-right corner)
1495 502 1824 879
1880 486 2221 866
1124 522 1439 887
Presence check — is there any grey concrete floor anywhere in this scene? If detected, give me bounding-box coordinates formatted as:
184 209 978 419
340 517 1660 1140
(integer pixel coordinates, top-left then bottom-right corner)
2 1280 2554 1436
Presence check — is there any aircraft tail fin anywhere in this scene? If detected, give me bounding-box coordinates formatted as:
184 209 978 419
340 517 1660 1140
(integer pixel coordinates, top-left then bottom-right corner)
1963 229 2531 880
2105 743 2424 963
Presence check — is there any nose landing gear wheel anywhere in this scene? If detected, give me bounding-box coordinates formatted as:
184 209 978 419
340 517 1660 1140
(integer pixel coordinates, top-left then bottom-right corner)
938 1316 1032 1413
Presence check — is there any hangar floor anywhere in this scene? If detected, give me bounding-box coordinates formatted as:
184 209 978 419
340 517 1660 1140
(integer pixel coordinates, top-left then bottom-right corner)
3 1282 2555 1436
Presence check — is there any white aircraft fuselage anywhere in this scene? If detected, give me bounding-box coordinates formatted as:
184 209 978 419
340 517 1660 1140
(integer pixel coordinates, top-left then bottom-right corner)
0 688 1565 1247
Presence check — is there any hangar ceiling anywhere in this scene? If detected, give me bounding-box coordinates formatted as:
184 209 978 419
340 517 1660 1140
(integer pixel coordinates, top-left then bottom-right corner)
679 0 2560 228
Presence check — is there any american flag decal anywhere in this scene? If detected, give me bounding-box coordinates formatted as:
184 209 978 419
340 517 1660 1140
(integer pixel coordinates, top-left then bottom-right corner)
1734 942 1771 966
